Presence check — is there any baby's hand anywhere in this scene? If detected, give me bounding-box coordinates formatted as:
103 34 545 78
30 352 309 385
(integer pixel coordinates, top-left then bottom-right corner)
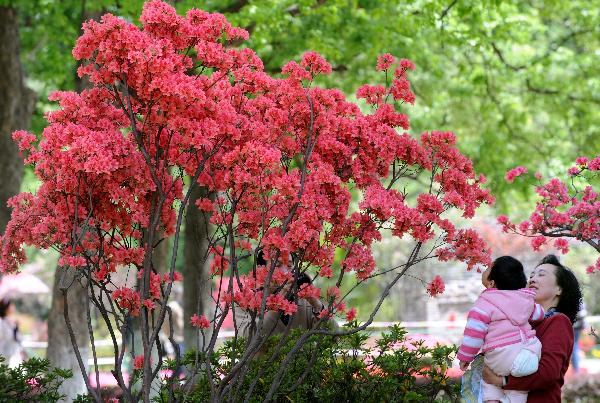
459 361 470 371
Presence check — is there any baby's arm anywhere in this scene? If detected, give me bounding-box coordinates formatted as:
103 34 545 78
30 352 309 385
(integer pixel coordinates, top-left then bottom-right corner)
457 306 491 367
529 303 545 323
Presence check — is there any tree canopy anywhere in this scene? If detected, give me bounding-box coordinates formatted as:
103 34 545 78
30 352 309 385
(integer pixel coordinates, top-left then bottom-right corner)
10 0 600 210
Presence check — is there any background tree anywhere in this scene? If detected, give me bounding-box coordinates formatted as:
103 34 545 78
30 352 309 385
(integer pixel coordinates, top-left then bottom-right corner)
182 185 213 352
0 4 35 233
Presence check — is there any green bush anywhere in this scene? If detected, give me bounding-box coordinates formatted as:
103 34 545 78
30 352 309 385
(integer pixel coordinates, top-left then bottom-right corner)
0 356 72 402
160 324 459 402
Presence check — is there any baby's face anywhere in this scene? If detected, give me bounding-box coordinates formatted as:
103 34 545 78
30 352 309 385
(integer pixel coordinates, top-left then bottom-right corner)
481 266 494 288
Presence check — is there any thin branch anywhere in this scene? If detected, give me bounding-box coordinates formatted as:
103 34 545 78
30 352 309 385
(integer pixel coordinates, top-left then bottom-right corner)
440 0 458 21
490 29 593 71
525 78 600 104
85 286 101 399
61 280 101 403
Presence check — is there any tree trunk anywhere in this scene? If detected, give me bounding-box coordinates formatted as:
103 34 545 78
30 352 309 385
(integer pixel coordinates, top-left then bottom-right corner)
47 267 90 400
127 230 169 400
0 6 35 234
183 185 213 351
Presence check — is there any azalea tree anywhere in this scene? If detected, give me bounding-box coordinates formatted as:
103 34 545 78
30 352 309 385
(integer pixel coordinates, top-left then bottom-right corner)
498 156 600 273
0 1 493 401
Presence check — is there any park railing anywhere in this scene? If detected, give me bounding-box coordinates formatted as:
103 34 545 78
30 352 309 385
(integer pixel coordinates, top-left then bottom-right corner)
21 315 600 369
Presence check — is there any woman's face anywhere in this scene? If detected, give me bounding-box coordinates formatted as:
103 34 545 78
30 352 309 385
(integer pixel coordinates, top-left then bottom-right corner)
528 263 561 307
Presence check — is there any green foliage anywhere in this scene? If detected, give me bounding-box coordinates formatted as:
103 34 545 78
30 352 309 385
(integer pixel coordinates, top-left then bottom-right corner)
159 325 459 402
13 0 600 210
0 355 72 402
192 0 600 211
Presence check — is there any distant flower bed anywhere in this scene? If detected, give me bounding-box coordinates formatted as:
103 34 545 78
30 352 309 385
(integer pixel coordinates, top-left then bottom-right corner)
563 373 600 401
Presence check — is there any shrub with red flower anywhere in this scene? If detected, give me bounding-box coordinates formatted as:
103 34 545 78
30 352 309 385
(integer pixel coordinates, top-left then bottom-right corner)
0 1 493 400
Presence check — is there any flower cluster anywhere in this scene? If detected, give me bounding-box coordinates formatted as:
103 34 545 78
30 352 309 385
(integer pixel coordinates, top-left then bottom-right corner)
426 275 445 297
499 157 599 272
505 166 528 183
112 287 142 317
133 355 147 371
190 314 210 329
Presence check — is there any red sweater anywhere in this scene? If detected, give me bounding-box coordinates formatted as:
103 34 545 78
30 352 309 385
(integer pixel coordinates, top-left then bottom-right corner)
504 313 574 403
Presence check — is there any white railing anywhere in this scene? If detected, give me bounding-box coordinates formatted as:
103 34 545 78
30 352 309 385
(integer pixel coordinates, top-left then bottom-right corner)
20 316 600 367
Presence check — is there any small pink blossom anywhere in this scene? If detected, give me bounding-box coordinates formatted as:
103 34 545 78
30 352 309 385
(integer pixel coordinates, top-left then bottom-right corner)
318 309 332 320
300 51 332 76
319 266 333 278
505 166 528 183
586 258 600 274
426 275 445 297
399 58 415 71
134 355 145 370
518 221 530 233
376 53 395 71
190 314 210 329
531 236 547 251
326 286 341 300
195 197 213 212
298 284 321 300
26 378 40 388
112 287 141 316
143 299 155 310
553 238 569 254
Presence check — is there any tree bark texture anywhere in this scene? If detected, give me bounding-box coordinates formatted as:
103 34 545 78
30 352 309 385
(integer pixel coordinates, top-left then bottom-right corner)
46 267 90 401
0 6 35 234
183 185 213 351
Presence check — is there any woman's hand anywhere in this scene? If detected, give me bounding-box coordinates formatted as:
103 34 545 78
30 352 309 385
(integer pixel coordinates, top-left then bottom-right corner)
482 364 504 387
305 296 325 314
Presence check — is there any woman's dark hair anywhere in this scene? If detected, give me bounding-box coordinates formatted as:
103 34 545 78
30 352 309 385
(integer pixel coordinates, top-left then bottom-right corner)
255 250 309 287
256 249 267 267
0 298 11 318
538 254 582 324
488 256 526 290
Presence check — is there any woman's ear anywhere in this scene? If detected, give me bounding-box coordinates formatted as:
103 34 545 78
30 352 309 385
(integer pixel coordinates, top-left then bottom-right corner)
489 279 496 288
555 285 562 297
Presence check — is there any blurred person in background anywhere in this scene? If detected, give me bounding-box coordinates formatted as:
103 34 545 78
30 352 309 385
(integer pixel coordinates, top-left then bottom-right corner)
236 250 336 341
0 298 26 367
571 300 587 373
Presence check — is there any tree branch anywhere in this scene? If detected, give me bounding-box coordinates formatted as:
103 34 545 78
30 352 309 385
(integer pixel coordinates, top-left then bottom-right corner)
490 29 593 71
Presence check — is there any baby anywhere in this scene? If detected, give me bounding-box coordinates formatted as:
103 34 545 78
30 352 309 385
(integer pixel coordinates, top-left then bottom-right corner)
458 256 544 403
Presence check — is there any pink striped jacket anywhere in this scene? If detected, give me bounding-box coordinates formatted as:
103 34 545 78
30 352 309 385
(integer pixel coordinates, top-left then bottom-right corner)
457 288 544 362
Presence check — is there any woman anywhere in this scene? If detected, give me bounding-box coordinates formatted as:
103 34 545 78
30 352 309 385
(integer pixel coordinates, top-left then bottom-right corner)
0 298 25 367
482 254 582 402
